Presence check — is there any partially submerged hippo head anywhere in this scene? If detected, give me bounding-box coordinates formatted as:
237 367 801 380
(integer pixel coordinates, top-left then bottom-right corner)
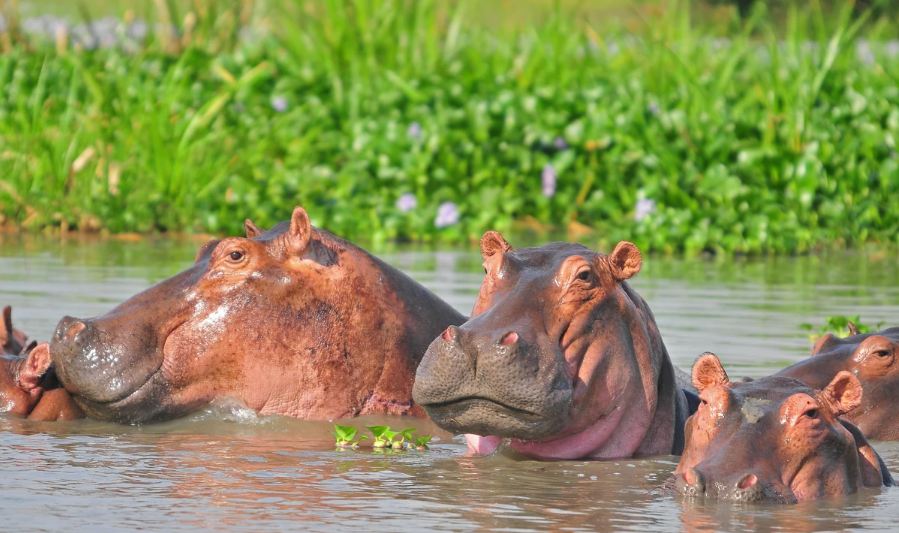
51 206 464 423
778 326 899 440
675 353 892 503
413 233 690 459
0 341 82 421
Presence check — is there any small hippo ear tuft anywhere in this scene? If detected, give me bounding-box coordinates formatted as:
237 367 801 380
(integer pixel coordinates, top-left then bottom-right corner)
812 333 839 356
822 371 863 417
609 241 642 281
18 343 51 391
288 206 313 255
480 231 511 259
244 219 262 239
692 352 730 393
0 305 11 346
847 321 861 336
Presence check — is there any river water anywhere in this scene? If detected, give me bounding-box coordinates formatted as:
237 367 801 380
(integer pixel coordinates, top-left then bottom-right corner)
1 236 898 531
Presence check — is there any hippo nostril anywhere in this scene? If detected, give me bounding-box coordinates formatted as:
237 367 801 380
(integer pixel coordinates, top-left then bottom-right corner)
441 326 458 342
499 331 519 346
65 320 86 341
680 468 705 496
736 473 758 490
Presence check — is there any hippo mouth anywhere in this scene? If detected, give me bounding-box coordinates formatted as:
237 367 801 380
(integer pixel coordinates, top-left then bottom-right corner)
67 362 168 423
421 395 569 440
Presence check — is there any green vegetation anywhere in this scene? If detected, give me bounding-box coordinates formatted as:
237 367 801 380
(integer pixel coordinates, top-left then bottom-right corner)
333 424 431 451
800 314 885 340
1 1 898 254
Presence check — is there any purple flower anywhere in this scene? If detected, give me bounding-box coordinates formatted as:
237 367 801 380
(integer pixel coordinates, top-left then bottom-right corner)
396 193 417 213
634 198 656 222
553 137 568 150
647 101 660 116
434 202 460 228
541 164 557 198
271 95 288 113
407 122 422 141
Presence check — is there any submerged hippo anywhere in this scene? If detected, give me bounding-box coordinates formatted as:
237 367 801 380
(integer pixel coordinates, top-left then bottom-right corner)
413 233 694 459
51 206 465 423
675 353 892 503
778 326 899 440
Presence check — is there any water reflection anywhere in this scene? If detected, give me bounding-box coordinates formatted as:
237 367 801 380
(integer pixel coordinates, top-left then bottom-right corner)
1 237 899 530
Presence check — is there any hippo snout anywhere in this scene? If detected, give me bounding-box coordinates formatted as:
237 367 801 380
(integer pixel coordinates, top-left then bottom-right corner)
413 325 572 439
676 468 772 503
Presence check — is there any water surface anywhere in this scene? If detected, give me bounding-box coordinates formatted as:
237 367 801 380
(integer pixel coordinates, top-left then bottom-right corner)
1 236 898 531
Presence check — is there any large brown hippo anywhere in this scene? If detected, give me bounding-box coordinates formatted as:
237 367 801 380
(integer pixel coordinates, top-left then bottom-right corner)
1 307 83 420
412 233 695 459
777 326 899 440
50 206 465 423
675 353 892 503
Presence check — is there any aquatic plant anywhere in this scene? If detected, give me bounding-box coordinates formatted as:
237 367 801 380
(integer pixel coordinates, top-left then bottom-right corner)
334 424 433 452
800 315 886 341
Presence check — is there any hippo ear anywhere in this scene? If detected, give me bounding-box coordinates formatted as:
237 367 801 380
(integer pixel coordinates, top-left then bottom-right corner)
1 306 11 347
812 333 839 355
480 231 511 260
608 241 642 281
692 352 730 393
287 207 313 255
847 321 860 336
244 219 263 239
17 343 51 391
821 371 863 417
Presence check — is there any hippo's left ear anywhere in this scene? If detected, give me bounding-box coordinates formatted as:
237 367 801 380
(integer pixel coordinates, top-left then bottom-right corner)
244 219 263 239
821 371 863 417
480 231 511 259
17 343 52 391
608 241 642 281
287 207 313 255
692 352 730 393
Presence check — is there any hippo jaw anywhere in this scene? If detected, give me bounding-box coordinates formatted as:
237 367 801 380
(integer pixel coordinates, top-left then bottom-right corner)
413 325 574 441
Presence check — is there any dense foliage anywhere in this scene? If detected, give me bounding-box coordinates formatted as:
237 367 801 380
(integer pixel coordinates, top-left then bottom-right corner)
1 0 897 253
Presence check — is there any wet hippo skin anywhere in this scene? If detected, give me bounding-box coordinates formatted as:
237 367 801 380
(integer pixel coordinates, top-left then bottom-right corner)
50 206 465 423
675 353 892 503
778 326 899 441
413 232 693 459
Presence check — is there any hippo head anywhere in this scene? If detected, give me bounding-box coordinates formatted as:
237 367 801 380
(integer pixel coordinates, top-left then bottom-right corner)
1 343 53 417
778 327 899 440
675 353 892 503
414 233 683 459
51 205 448 423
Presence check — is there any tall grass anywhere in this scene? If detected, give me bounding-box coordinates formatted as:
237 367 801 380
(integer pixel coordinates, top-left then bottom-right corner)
0 0 897 253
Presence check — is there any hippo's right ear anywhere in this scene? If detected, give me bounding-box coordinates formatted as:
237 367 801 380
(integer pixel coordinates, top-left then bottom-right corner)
17 343 52 391
480 231 511 260
692 352 730 393
1 305 12 347
244 218 263 239
608 241 642 281
811 333 839 355
821 371 863 417
287 207 313 255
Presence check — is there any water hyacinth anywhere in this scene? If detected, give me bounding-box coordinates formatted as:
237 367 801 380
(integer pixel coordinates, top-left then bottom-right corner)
434 202 460 228
634 198 656 222
407 122 423 141
553 137 568 151
541 164 557 198
270 95 288 113
396 193 417 213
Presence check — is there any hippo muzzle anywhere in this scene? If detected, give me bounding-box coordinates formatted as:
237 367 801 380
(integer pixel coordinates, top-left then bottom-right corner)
413 324 573 440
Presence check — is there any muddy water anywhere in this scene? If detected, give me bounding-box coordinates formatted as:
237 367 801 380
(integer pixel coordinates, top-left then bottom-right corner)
1 237 898 531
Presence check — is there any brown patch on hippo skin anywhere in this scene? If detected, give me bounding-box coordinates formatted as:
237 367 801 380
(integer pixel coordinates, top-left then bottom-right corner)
414 236 691 460
675 357 892 503
779 326 899 440
50 205 465 423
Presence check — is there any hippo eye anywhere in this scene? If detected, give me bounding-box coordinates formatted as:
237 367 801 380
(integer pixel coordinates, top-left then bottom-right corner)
873 349 891 358
804 408 819 420
228 250 245 262
576 270 593 283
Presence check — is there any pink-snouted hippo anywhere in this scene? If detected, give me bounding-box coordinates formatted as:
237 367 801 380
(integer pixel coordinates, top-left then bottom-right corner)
412 232 695 459
778 326 899 440
50 206 465 424
675 353 892 503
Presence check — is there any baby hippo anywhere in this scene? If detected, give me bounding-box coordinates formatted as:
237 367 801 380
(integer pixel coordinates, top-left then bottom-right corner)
1 306 82 421
674 353 892 503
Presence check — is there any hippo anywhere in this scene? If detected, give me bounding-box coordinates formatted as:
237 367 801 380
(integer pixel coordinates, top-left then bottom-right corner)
412 232 695 459
50 206 465 424
777 326 899 440
1 307 82 420
674 352 892 503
